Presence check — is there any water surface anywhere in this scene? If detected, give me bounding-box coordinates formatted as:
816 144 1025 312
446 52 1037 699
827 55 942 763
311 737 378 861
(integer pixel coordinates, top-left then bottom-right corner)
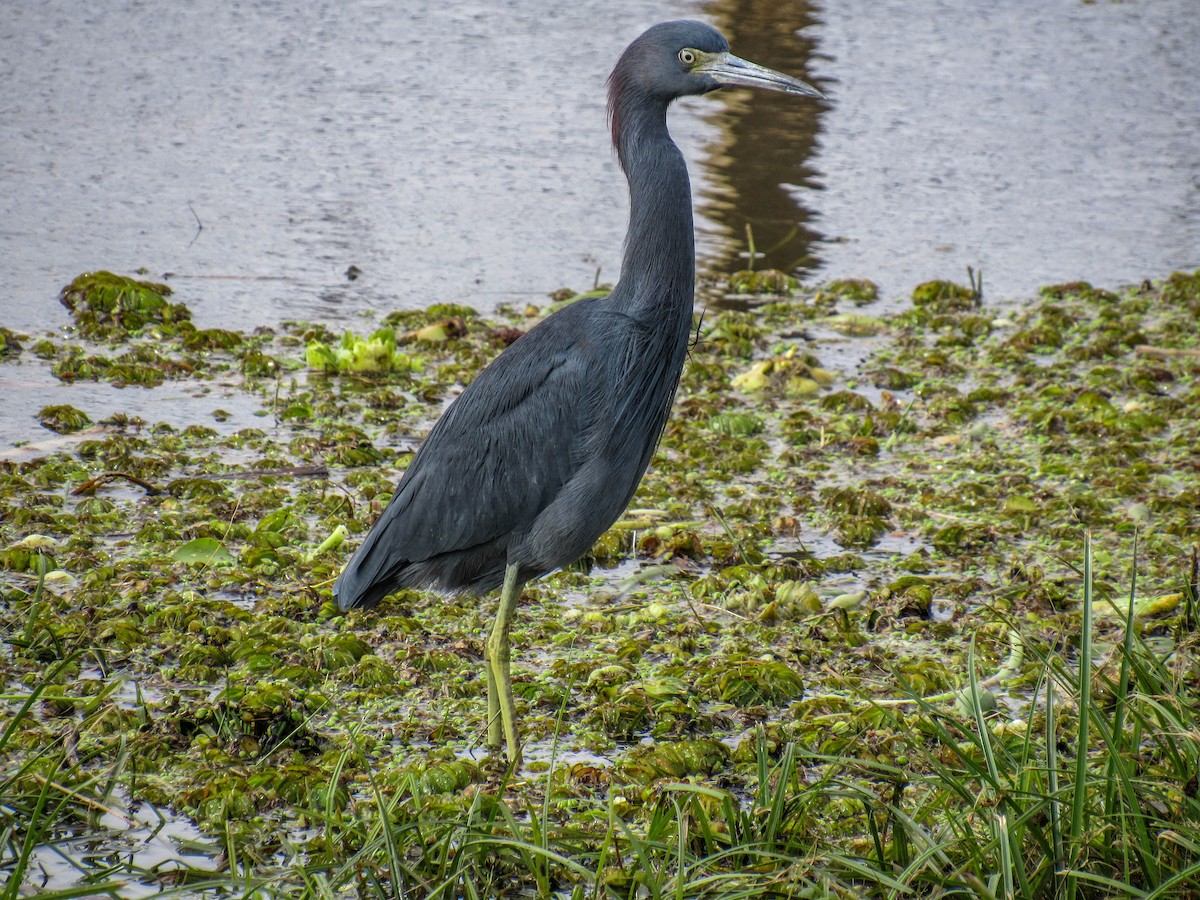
1 0 1197 443
4 0 1196 332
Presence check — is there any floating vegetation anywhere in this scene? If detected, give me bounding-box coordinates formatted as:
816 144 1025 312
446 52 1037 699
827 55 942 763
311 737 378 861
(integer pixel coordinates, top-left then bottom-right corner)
398 317 469 344
59 270 190 338
181 325 244 351
727 268 799 295
171 536 236 566
1039 280 1119 304
306 327 425 375
2 269 1200 895
707 411 764 437
911 278 978 313
1 533 59 572
36 404 92 434
0 326 22 357
618 738 731 782
820 311 888 335
716 658 804 705
822 277 879 305
1160 268 1200 309
731 345 835 395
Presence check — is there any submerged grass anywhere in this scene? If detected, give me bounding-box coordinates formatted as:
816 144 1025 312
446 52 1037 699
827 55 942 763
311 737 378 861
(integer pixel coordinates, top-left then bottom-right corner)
2 269 1199 896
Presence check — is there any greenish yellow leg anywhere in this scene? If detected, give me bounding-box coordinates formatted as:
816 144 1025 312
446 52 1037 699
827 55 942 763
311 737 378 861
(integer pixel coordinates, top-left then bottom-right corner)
486 646 500 750
485 562 523 762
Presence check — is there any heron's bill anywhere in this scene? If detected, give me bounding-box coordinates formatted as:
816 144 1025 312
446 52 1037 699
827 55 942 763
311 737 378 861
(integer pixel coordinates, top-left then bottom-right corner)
702 52 824 99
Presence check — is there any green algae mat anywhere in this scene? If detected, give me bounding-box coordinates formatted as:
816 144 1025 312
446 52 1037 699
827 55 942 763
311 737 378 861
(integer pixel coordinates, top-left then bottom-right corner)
2 270 1199 896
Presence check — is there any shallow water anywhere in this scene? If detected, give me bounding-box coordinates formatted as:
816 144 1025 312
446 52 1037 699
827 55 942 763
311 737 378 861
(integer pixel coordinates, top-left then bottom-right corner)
23 796 220 898
0 368 273 459
2 0 1196 344
807 0 1200 301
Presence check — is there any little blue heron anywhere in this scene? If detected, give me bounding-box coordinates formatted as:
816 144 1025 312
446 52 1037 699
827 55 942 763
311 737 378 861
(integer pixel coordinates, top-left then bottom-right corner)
334 20 823 762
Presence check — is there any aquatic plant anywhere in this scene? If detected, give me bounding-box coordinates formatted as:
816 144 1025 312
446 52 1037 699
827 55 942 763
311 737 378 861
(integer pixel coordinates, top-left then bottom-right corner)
59 270 190 338
305 327 424 375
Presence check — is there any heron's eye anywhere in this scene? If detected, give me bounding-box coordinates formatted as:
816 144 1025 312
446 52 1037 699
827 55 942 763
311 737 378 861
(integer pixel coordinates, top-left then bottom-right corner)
678 49 697 66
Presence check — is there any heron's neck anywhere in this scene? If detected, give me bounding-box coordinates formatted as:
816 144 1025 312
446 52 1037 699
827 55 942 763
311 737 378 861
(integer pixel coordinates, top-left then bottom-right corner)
613 101 696 321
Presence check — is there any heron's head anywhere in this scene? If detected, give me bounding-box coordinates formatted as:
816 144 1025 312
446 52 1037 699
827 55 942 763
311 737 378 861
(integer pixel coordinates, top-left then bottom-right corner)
609 20 824 108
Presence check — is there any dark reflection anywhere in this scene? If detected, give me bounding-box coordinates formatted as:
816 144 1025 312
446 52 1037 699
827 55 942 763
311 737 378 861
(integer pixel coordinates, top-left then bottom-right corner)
699 0 826 277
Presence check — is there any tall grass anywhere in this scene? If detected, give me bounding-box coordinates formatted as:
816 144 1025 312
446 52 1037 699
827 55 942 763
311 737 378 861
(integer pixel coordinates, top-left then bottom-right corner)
831 534 1200 898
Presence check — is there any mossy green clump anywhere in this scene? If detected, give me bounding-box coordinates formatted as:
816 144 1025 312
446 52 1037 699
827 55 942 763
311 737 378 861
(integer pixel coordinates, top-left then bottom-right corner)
36 404 92 434
0 326 23 357
240 348 289 377
1039 281 1119 304
182 327 244 351
727 268 799 295
618 738 731 782
823 277 879 305
59 271 190 338
823 486 892 518
911 279 978 313
382 302 479 329
717 659 804 705
707 412 764 437
1160 268 1200 310
306 328 424 375
420 759 482 793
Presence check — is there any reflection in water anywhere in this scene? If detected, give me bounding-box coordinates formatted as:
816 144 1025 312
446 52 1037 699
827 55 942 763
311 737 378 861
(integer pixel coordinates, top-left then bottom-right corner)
695 0 826 276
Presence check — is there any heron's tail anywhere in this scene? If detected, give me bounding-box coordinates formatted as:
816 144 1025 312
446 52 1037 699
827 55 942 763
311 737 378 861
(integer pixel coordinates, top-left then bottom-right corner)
332 567 396 611
332 522 408 611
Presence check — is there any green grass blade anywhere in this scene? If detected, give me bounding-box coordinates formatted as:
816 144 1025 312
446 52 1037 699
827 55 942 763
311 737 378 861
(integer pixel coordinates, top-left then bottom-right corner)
1066 532 1095 900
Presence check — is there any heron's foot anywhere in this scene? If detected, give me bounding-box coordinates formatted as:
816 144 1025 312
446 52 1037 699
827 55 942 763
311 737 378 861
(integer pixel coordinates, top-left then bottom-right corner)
484 632 521 763
485 563 524 764
485 655 501 750
500 693 521 765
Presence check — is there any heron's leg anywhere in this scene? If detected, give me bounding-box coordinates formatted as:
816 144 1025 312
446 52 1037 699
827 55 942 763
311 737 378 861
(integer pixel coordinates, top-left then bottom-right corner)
486 639 500 749
485 562 523 762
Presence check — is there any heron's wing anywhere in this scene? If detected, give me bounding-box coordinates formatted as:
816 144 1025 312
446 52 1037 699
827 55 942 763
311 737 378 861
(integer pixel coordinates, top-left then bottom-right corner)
356 306 606 576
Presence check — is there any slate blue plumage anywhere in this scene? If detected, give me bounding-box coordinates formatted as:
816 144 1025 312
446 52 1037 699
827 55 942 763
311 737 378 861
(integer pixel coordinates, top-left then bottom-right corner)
333 21 822 761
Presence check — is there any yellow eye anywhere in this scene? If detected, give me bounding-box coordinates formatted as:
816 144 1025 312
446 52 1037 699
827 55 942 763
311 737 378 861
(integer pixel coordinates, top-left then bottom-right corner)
678 49 697 66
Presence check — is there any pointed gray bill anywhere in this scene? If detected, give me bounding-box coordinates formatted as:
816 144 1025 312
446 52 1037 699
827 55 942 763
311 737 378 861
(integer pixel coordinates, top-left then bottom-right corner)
700 52 825 99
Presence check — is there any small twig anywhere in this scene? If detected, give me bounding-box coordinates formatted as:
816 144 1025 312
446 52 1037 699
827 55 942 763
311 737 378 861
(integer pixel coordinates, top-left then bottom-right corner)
186 201 203 248
693 600 752 623
163 273 306 282
72 471 162 496
967 265 984 305
72 464 328 496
